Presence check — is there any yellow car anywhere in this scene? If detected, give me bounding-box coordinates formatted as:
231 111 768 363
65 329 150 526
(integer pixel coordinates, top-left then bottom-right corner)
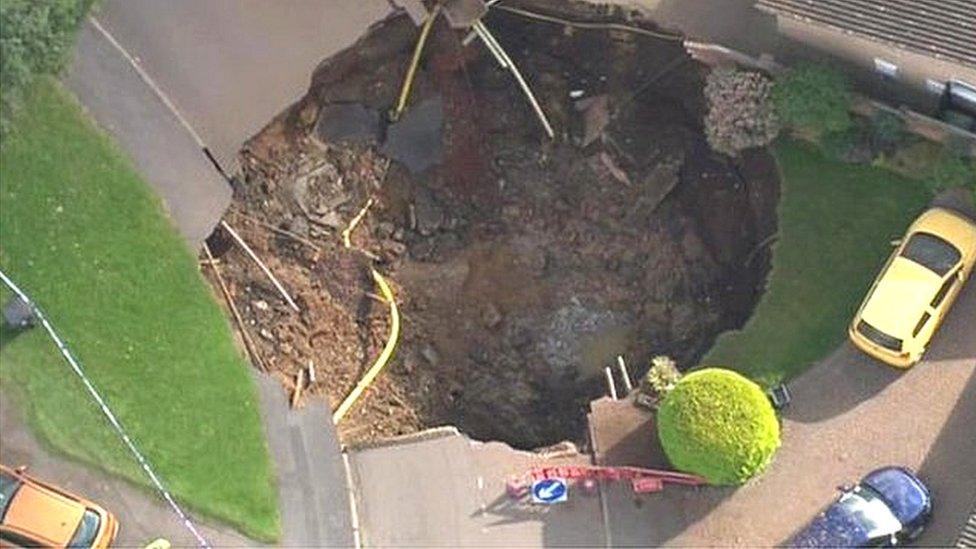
0 464 120 548
850 207 976 368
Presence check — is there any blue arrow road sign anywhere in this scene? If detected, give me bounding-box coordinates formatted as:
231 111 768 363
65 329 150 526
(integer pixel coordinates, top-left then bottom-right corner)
531 478 568 504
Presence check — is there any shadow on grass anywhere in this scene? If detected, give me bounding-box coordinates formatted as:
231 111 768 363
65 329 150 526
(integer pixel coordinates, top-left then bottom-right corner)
0 324 30 352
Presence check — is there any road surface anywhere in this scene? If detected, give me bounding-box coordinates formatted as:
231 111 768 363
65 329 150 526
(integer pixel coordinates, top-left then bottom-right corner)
46 1 393 544
93 0 393 171
347 429 608 547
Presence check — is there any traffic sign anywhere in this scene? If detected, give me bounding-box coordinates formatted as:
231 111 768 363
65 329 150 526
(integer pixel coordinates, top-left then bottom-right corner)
531 478 568 504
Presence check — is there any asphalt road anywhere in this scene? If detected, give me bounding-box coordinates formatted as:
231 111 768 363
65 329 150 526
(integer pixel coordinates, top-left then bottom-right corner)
65 22 231 247
22 1 392 545
93 0 392 171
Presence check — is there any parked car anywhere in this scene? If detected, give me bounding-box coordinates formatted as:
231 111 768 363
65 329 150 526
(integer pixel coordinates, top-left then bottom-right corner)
0 464 119 548
790 467 932 547
849 207 976 367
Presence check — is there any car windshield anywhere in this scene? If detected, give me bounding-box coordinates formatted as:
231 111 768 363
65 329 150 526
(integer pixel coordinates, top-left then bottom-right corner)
68 509 101 548
901 232 961 276
857 320 902 352
837 486 902 539
0 471 22 522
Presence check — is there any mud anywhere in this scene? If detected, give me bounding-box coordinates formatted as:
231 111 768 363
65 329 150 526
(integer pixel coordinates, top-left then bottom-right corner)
211 1 780 449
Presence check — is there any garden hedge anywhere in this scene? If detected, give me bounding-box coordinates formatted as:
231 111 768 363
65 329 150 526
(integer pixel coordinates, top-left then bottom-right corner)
657 368 780 485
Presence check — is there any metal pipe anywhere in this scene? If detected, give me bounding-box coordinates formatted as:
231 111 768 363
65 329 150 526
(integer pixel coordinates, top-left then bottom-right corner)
221 220 300 312
472 23 508 68
604 366 618 400
473 20 555 139
616 355 633 393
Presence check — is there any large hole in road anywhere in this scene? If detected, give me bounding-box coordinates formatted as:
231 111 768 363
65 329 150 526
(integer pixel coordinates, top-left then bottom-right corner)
214 1 780 450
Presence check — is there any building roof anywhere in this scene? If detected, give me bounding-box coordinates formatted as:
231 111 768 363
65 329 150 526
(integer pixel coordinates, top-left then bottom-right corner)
756 0 976 68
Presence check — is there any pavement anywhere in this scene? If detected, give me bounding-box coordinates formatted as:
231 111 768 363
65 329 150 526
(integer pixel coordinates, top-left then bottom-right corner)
346 429 606 547
250 371 355 548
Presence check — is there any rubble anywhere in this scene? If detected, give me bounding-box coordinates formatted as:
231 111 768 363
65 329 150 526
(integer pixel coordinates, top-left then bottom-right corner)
212 1 780 448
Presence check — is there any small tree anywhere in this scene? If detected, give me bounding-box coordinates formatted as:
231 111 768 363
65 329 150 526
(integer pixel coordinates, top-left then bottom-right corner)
703 68 779 156
0 0 93 138
657 368 780 485
773 63 852 137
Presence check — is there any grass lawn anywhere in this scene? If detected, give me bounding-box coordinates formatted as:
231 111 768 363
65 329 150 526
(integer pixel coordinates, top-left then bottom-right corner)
0 79 279 541
703 139 931 385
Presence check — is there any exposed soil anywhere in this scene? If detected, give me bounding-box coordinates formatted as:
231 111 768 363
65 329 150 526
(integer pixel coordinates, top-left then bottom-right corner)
209 1 780 449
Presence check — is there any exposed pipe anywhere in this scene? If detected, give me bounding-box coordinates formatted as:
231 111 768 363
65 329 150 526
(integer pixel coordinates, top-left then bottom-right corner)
221 220 300 313
392 5 443 121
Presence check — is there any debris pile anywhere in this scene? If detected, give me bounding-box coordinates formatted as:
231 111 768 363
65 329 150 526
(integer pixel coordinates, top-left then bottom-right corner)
208 1 780 448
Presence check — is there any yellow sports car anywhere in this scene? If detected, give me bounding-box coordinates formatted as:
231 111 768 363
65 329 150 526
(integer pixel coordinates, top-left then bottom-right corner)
850 207 976 368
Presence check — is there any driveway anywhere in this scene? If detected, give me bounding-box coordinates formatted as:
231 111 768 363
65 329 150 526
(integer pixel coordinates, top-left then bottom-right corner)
603 250 976 546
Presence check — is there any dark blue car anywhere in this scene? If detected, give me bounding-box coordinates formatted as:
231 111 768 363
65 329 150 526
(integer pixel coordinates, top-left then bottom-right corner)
790 467 932 547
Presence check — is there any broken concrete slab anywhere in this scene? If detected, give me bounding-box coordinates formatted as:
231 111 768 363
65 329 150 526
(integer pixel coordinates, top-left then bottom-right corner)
443 0 488 29
381 95 444 174
313 102 382 147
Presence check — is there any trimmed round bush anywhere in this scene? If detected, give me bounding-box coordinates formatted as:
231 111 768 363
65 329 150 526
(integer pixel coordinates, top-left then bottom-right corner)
657 368 780 485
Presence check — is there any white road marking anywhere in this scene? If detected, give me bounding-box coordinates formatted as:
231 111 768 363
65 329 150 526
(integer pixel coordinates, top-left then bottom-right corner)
88 16 207 149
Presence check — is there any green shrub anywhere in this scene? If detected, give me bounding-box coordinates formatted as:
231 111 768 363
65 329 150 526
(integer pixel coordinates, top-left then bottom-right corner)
927 147 976 192
0 0 93 138
773 64 852 136
868 110 906 154
642 355 682 398
657 368 780 485
820 127 862 163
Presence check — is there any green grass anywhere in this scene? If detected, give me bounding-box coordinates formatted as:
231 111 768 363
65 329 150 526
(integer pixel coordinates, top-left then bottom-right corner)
703 139 931 385
0 79 279 541
657 368 780 485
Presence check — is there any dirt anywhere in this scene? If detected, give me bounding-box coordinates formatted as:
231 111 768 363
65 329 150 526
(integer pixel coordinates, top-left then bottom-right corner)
208 1 780 449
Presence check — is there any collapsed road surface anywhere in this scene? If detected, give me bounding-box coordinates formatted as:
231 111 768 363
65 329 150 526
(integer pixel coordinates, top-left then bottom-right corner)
208 0 781 449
